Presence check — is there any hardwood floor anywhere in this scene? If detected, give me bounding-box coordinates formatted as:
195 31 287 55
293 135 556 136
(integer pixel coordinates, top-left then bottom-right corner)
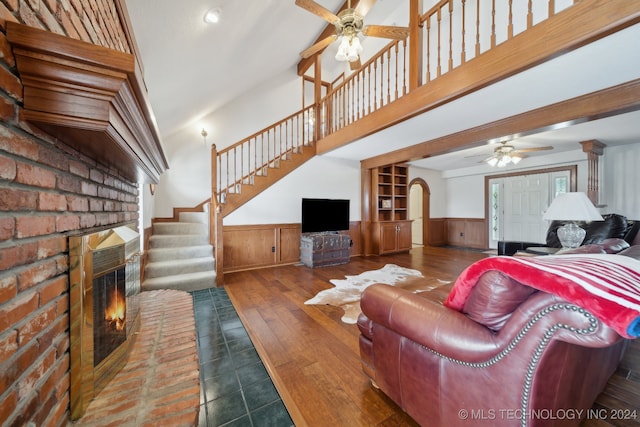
223 246 640 427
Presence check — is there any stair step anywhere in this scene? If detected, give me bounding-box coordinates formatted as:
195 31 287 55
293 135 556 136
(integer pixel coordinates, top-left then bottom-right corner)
149 234 209 249
179 211 208 223
141 270 216 292
152 222 207 235
147 245 213 262
144 257 215 279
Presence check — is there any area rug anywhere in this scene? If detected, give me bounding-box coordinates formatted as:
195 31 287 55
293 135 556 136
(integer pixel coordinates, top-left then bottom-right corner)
305 264 450 324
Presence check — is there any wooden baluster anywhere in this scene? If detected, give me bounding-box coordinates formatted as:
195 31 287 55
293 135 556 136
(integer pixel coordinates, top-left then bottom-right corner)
367 63 372 114
373 60 378 111
403 39 408 95
527 0 533 29
437 7 442 77
394 42 399 101
548 0 555 17
425 16 430 82
448 1 453 72
356 71 360 120
461 0 467 64
491 0 496 48
225 150 229 194
508 0 513 39
475 0 481 56
379 53 385 107
387 47 391 104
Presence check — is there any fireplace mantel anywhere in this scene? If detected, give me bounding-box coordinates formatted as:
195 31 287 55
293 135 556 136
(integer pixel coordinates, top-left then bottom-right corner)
6 22 168 184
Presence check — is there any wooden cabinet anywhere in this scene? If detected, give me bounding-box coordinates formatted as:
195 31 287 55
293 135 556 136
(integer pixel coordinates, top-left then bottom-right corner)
375 221 412 254
369 164 412 255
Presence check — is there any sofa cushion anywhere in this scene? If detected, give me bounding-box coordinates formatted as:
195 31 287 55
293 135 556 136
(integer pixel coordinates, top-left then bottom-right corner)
545 214 628 248
462 270 537 331
583 214 628 244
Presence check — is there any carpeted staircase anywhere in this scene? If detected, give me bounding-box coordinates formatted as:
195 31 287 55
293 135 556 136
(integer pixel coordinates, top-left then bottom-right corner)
142 212 216 292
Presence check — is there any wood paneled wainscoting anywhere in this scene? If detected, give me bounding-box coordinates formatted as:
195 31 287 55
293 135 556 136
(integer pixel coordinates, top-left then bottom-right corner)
427 218 488 249
446 218 487 249
223 222 362 273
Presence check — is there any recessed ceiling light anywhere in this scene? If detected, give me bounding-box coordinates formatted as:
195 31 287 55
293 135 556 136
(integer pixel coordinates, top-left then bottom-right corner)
204 7 221 24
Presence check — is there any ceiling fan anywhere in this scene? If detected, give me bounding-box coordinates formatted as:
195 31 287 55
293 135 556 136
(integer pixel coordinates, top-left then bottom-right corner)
296 0 409 69
474 142 554 167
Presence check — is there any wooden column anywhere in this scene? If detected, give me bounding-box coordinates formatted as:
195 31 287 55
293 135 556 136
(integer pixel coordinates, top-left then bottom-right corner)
580 139 606 206
211 143 224 286
409 0 423 90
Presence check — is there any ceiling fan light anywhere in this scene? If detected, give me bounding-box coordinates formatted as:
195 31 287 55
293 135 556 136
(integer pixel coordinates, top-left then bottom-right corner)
511 154 523 164
335 37 350 61
204 7 221 24
487 157 499 167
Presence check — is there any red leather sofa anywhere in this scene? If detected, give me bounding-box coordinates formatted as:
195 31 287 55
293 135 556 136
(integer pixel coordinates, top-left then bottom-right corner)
358 242 640 426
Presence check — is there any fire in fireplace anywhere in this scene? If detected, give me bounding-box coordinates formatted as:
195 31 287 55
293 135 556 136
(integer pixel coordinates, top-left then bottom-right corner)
93 267 127 367
69 224 141 420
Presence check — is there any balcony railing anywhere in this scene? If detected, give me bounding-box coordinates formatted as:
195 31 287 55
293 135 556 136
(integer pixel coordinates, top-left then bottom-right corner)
213 0 577 206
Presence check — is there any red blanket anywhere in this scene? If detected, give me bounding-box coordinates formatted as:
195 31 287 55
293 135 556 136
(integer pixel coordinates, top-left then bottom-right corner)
444 254 640 338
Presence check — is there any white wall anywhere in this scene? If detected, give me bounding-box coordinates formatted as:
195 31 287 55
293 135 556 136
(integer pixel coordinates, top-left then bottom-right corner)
152 71 304 218
224 155 361 225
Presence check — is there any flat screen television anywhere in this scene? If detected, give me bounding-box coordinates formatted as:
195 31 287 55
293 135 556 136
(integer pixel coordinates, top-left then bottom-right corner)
301 198 350 233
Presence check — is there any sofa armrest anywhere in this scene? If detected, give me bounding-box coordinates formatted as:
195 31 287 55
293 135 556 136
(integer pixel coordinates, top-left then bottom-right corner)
361 284 502 362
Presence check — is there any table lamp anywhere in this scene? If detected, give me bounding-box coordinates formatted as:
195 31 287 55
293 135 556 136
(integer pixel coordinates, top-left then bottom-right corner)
542 192 603 248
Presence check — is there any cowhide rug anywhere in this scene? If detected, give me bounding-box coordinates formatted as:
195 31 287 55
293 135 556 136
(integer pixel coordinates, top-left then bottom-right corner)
305 264 451 324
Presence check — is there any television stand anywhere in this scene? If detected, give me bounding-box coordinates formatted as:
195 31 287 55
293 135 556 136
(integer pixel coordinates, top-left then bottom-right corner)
300 232 351 268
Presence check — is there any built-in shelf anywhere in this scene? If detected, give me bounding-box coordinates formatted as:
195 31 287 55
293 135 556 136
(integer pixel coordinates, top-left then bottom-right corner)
6 22 168 183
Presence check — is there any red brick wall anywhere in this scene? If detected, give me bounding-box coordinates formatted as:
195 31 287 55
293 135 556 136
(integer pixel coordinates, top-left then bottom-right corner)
0 2 137 426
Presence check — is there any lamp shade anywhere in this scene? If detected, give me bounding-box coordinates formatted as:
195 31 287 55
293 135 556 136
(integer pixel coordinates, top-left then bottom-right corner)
542 192 603 221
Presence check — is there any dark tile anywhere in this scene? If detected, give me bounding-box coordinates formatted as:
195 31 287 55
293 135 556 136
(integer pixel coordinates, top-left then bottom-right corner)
206 390 248 427
227 335 255 354
200 355 234 380
250 400 294 427
236 362 270 387
219 415 252 427
220 318 244 332
203 371 241 402
243 377 279 411
197 403 208 427
198 341 229 362
224 325 250 342
232 348 261 369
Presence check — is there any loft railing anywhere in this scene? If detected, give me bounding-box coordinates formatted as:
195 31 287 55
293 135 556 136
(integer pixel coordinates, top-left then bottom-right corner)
212 0 577 207
215 105 315 204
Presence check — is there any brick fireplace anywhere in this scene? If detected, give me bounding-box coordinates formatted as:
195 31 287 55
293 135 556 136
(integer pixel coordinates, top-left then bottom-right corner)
69 225 141 419
0 3 167 426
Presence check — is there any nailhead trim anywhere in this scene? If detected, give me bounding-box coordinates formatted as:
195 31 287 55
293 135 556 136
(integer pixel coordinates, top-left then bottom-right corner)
417 304 599 427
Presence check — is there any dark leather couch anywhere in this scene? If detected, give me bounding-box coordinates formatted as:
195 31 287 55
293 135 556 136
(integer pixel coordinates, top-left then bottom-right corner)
498 213 639 255
358 242 640 426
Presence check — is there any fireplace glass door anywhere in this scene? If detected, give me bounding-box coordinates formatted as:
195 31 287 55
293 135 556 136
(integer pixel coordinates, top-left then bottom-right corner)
93 267 126 367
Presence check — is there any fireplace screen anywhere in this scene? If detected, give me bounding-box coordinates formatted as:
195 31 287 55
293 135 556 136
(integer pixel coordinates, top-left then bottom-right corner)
69 224 141 420
93 267 126 367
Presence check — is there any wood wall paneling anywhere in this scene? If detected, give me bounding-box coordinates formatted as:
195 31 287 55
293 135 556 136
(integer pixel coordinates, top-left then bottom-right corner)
445 218 487 249
223 222 361 272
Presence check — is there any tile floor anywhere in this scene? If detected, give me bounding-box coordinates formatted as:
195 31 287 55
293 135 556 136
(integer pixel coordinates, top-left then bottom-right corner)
192 288 294 427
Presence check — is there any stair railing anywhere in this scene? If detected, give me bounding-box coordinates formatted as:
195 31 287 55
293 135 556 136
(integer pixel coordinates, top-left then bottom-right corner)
215 105 316 205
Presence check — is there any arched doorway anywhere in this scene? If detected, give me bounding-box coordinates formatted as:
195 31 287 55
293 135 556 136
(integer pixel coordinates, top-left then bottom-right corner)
409 178 431 247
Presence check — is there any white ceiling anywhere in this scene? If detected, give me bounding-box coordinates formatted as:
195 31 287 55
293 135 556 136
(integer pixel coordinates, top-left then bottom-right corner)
125 0 640 172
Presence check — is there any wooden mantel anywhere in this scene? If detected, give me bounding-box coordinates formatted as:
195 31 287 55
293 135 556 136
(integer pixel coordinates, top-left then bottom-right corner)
6 22 168 184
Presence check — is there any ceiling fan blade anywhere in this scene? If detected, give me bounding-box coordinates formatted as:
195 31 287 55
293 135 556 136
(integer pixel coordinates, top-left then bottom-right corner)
295 0 339 23
355 0 377 17
300 34 338 59
362 25 410 40
349 57 362 70
514 146 554 153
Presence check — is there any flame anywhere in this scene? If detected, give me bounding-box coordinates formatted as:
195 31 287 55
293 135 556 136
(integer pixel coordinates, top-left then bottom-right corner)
105 287 125 331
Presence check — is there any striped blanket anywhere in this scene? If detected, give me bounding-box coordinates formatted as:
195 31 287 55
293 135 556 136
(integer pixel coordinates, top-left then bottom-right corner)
444 254 640 338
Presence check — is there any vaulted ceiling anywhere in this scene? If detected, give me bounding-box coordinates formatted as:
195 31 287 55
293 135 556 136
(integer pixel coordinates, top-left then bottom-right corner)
125 0 640 172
